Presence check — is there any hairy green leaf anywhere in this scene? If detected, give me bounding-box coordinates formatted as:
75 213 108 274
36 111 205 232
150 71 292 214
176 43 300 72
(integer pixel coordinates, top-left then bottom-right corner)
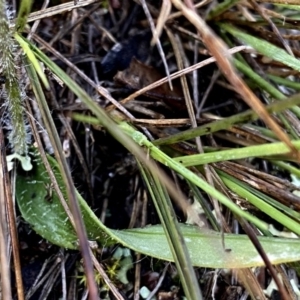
16 150 300 268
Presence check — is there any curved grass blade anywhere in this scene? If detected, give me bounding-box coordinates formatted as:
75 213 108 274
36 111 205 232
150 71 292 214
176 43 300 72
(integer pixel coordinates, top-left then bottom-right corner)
15 33 49 88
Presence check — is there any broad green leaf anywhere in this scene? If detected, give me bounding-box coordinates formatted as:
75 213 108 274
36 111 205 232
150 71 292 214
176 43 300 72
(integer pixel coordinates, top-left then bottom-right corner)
222 23 300 72
16 149 114 249
115 226 300 268
16 150 300 268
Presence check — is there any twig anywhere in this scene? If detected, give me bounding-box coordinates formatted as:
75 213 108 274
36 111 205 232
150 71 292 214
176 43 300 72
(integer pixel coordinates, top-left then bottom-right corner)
140 0 173 90
26 0 100 23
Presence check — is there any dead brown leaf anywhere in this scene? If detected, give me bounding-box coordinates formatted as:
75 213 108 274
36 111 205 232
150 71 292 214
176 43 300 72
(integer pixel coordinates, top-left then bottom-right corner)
114 58 186 111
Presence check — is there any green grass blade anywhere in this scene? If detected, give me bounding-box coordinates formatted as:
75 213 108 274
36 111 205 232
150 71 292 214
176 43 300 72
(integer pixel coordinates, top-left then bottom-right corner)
208 0 242 19
153 93 300 145
222 23 300 72
174 140 300 166
268 74 300 91
219 172 300 234
15 33 49 88
139 162 203 300
15 0 33 32
271 160 300 178
234 59 285 100
234 59 300 118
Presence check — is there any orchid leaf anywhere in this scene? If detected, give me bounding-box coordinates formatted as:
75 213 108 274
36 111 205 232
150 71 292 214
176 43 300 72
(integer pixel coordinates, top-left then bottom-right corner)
16 149 300 268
